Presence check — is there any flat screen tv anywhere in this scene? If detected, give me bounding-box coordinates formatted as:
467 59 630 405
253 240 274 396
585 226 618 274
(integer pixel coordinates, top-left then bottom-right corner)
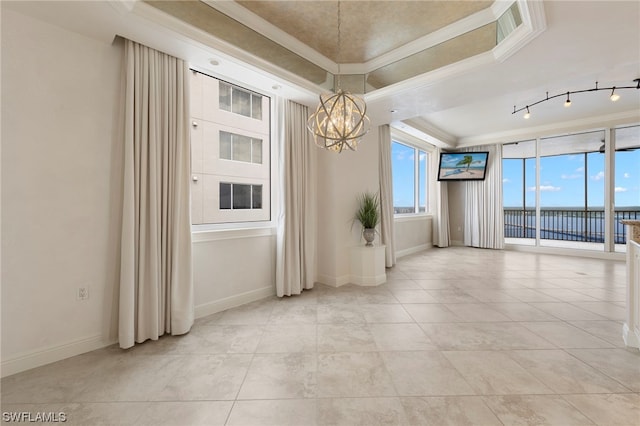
437 152 489 181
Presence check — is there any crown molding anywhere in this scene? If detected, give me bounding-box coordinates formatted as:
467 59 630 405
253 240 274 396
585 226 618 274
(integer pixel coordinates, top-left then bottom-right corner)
122 0 546 105
128 1 321 97
203 0 529 76
491 0 518 19
364 50 496 103
398 118 458 148
493 0 547 63
357 3 499 74
457 110 640 147
203 0 338 74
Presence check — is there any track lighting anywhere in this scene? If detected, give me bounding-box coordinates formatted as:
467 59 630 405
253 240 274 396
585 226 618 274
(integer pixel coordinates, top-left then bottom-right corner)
513 79 639 119
610 87 620 102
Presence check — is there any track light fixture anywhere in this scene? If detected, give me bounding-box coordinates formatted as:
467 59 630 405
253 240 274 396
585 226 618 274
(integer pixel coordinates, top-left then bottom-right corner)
610 87 620 102
513 79 639 119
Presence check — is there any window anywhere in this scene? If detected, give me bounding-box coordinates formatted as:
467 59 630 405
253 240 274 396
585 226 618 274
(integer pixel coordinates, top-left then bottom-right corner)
538 131 605 249
219 131 263 164
614 125 640 251
503 140 536 242
190 71 270 225
503 127 640 252
219 183 263 210
391 140 428 214
219 81 263 119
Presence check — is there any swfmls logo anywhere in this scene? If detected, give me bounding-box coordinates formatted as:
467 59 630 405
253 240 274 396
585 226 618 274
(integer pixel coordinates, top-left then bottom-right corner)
2 412 67 423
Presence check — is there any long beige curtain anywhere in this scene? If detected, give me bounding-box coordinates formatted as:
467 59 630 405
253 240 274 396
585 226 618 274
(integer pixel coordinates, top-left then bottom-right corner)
275 100 316 297
463 144 504 249
119 40 193 349
432 148 451 247
378 125 396 267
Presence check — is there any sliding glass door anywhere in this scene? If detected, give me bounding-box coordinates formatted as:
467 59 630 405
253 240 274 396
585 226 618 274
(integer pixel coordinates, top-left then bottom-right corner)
538 130 605 250
503 140 536 245
503 125 640 252
614 125 640 252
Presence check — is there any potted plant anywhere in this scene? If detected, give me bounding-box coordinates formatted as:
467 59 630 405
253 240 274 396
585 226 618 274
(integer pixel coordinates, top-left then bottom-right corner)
354 191 380 246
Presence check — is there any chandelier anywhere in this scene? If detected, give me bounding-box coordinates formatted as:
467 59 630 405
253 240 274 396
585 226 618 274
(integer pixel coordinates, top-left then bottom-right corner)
307 2 371 153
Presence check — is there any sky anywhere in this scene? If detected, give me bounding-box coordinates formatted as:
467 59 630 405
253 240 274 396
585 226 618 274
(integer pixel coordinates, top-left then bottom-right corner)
392 142 426 208
392 139 639 210
503 150 640 208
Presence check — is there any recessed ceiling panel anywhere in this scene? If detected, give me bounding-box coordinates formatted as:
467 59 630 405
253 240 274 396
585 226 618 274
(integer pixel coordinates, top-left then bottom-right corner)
146 0 331 84
367 22 497 89
237 1 493 63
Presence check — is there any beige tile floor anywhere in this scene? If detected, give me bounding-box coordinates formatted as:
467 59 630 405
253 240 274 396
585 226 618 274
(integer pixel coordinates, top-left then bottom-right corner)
2 247 640 425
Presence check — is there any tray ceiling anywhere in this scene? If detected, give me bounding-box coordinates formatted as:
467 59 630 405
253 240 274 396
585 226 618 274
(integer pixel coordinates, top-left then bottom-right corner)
235 1 493 63
146 0 503 90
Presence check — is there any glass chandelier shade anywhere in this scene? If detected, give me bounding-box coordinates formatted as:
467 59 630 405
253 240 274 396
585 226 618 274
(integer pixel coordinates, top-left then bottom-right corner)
307 89 371 153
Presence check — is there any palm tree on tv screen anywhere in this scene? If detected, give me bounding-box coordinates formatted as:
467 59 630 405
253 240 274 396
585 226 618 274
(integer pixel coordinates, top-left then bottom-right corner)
456 155 473 172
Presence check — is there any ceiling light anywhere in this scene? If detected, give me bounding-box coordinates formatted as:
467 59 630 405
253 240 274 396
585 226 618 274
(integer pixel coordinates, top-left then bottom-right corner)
209 59 219 66
512 79 639 119
307 1 370 153
610 87 620 102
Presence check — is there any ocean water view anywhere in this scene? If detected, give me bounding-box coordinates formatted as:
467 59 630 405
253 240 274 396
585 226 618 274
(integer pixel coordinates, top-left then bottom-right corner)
504 207 640 244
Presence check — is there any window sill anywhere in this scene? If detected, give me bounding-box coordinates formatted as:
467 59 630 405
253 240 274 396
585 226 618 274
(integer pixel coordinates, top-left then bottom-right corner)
192 225 276 243
394 214 433 223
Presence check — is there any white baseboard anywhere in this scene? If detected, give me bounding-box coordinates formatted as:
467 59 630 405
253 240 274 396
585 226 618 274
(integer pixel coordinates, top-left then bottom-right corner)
316 274 351 288
2 287 275 378
505 243 626 261
350 273 386 286
396 244 431 258
194 285 275 319
1 334 116 378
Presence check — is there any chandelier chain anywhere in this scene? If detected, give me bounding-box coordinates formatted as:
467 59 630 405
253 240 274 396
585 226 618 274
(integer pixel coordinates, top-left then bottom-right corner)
305 0 371 153
336 1 341 90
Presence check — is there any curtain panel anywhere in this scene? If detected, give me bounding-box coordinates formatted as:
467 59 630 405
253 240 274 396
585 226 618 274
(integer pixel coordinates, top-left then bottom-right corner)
378 125 396 267
463 144 504 249
119 40 193 349
432 148 451 248
275 100 316 297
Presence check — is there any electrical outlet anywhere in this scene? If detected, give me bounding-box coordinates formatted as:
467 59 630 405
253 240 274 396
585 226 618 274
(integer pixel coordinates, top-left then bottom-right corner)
77 287 89 301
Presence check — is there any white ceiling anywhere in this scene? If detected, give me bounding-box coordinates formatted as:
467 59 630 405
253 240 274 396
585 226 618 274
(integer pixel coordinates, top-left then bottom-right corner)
5 0 639 148
406 0 640 145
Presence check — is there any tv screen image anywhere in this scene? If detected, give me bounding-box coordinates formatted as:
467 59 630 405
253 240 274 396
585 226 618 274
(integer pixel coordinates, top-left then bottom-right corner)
437 152 489 181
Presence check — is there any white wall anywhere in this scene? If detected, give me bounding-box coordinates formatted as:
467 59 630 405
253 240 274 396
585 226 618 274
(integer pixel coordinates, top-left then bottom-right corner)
192 231 276 318
447 182 466 245
1 7 278 377
316 129 380 286
315 127 438 285
395 216 433 257
1 8 124 374
0 5 436 376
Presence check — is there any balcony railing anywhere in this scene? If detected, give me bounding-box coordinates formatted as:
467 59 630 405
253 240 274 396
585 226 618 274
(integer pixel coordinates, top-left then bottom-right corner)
504 208 640 244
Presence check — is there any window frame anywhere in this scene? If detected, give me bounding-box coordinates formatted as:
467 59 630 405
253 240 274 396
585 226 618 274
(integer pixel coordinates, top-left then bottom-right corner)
390 131 434 217
502 125 640 253
189 69 274 231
